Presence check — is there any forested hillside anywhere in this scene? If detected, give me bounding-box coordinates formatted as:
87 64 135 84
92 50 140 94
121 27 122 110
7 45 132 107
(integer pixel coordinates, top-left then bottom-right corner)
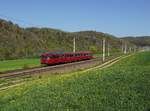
0 19 133 60
122 36 150 46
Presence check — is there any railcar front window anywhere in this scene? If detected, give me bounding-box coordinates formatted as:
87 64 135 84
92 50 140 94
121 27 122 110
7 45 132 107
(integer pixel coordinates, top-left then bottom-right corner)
42 56 47 59
41 56 52 59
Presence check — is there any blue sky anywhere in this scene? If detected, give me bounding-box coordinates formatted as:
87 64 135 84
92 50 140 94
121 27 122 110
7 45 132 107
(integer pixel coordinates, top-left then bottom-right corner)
0 0 150 37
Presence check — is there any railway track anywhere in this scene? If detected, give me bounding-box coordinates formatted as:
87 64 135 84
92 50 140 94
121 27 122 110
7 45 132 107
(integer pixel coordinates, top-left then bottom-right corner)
0 55 131 91
0 56 108 78
82 54 132 73
0 55 126 79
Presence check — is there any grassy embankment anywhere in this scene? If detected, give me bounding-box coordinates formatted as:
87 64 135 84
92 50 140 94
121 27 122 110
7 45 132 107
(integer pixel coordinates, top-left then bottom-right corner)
0 52 150 110
0 54 100 73
0 58 40 72
0 52 122 73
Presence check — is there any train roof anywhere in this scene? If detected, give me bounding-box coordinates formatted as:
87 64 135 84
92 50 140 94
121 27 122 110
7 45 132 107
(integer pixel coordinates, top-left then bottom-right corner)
41 51 92 56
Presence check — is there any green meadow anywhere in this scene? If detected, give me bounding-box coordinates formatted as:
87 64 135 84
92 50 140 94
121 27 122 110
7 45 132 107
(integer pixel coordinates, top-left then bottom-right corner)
0 58 41 72
0 52 150 111
0 53 120 73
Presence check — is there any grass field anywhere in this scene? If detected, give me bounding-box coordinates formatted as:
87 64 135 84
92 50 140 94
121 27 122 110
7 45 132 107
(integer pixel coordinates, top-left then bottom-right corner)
0 58 41 72
0 52 150 110
0 53 121 73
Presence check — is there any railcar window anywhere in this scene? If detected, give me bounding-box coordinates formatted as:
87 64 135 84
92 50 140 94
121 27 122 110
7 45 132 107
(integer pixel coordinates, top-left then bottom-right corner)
42 56 52 59
51 55 58 58
50 56 54 59
61 54 64 58
42 56 47 59
60 55 62 58
61 55 64 58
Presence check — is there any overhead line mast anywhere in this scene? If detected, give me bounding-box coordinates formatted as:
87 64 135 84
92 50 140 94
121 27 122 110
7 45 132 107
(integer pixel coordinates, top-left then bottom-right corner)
107 43 110 56
124 42 127 54
102 38 106 62
73 36 76 52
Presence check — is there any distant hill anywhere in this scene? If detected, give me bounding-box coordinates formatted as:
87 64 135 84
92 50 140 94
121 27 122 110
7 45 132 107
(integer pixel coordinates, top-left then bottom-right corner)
122 36 150 46
0 19 134 60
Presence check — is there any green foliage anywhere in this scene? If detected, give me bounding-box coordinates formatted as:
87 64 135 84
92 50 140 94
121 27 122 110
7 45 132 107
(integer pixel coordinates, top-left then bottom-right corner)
89 45 98 53
123 36 150 46
0 52 150 110
0 58 40 72
0 19 125 60
23 64 30 69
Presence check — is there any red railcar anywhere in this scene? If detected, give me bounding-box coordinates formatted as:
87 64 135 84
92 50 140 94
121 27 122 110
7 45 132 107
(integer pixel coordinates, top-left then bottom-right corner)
40 51 93 65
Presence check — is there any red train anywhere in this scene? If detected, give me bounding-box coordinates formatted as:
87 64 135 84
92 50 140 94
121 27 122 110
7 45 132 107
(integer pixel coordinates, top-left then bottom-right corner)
40 51 93 65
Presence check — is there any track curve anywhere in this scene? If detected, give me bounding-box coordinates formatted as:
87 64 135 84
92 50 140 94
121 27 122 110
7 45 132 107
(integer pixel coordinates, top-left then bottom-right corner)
0 56 116 78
